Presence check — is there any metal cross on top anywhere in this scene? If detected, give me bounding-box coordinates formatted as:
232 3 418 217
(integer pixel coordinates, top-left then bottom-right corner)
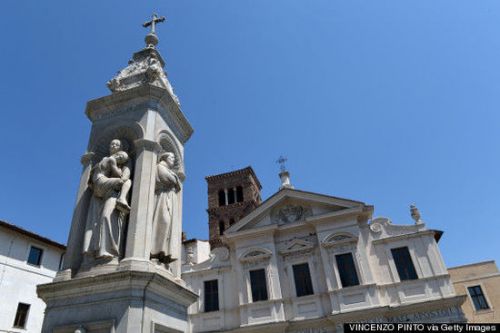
276 155 288 172
143 13 166 34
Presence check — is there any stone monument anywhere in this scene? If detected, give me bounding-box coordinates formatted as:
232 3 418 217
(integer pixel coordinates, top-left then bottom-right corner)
37 14 197 333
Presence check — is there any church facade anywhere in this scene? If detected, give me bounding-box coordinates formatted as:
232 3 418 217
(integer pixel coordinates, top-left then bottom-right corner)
182 168 467 332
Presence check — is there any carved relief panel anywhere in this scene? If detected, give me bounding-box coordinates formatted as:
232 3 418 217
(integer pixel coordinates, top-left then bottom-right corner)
271 203 312 225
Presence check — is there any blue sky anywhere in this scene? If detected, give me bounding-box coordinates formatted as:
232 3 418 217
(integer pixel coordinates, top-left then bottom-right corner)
1 1 499 268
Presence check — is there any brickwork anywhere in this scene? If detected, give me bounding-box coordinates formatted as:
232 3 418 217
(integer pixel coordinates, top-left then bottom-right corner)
205 167 262 249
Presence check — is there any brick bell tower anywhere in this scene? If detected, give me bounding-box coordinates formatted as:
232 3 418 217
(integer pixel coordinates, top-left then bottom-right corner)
206 167 262 248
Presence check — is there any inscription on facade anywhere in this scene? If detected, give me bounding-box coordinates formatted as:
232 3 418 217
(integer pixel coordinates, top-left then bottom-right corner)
358 307 462 323
288 328 329 333
386 307 461 322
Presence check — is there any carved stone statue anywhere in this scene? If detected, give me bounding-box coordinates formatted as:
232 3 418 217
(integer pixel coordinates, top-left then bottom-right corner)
410 204 423 225
83 139 132 260
151 152 181 265
106 50 180 105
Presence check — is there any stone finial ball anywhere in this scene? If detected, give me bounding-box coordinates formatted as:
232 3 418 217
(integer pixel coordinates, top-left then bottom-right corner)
145 33 159 47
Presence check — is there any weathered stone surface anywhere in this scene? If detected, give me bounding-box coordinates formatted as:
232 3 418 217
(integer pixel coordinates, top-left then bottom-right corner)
205 167 262 249
182 185 467 332
38 271 197 333
39 18 196 333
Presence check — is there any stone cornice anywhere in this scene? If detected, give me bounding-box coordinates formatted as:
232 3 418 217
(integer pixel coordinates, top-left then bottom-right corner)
377 273 451 287
238 298 284 309
224 224 277 241
85 84 193 144
134 138 162 153
239 248 273 265
37 270 198 306
53 319 115 333
232 320 288 333
182 265 232 275
449 272 500 284
306 206 365 225
327 283 377 295
205 166 262 190
448 260 496 270
321 235 358 249
371 229 437 245
240 253 272 264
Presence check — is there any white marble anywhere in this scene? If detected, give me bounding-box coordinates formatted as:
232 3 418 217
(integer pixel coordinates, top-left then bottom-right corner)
38 22 197 333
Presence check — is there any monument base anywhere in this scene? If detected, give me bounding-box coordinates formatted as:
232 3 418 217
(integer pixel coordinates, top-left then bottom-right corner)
37 270 197 333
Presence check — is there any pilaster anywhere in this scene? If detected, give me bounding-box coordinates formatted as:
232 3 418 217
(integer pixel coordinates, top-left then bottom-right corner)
121 139 161 270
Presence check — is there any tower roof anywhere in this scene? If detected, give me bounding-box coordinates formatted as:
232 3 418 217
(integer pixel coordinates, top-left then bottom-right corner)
205 166 262 190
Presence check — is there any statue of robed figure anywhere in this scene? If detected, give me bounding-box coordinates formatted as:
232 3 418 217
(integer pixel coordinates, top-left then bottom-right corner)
83 139 132 260
150 152 181 265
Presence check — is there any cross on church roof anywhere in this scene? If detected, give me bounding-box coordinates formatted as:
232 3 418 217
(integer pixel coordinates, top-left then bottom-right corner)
143 13 166 35
276 155 288 172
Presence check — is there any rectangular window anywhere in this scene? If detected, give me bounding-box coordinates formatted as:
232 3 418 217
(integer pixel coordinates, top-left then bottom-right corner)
292 263 314 297
335 253 360 287
249 269 268 302
468 285 490 311
391 247 418 281
13 303 30 328
204 280 219 312
27 246 43 266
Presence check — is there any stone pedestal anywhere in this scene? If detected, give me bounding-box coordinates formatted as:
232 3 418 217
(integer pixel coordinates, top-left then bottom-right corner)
38 271 197 333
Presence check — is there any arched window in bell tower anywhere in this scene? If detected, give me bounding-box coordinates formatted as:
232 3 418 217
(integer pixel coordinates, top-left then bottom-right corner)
219 220 225 235
227 188 235 205
236 186 243 202
218 190 225 207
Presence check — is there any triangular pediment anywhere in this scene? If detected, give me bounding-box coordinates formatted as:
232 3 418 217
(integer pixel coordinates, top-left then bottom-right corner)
289 242 308 251
279 238 315 255
225 188 368 235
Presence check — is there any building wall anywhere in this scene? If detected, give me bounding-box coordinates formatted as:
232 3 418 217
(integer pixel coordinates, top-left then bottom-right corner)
448 261 500 323
182 239 210 265
182 190 466 332
0 226 64 333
